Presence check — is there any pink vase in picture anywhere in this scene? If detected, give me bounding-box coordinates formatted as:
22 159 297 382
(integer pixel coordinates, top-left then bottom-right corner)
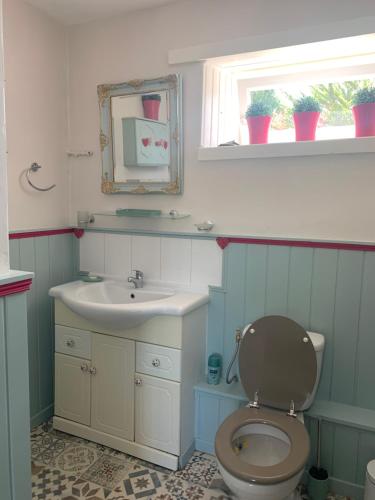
142 94 161 121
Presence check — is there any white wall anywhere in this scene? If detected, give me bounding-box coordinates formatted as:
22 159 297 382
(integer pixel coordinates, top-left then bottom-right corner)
0 0 8 273
80 232 222 292
67 0 375 243
3 0 69 231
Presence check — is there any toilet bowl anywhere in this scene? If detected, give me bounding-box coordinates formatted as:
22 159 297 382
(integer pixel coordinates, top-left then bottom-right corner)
215 316 325 500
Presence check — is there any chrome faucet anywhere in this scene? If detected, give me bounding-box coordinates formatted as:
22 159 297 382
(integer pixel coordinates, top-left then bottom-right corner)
128 270 144 288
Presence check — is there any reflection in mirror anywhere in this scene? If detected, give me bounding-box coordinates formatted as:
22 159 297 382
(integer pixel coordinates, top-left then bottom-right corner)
111 91 170 182
98 75 182 195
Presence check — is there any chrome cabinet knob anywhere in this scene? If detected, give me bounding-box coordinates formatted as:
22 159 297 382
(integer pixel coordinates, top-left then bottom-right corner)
89 367 97 375
80 363 89 373
135 378 142 386
152 358 160 368
66 339 75 347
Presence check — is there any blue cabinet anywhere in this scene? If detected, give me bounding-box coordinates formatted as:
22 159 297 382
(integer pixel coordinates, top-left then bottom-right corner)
122 117 170 167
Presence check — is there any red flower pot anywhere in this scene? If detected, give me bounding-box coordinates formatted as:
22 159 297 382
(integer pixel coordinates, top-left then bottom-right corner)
246 115 272 144
142 100 160 121
352 103 375 137
293 111 320 141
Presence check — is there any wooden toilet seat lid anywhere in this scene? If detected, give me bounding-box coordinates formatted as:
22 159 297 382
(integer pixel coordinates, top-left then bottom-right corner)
215 407 310 484
239 316 317 411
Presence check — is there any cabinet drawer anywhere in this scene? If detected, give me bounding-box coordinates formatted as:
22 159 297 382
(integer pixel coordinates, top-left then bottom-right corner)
136 342 181 382
55 325 91 360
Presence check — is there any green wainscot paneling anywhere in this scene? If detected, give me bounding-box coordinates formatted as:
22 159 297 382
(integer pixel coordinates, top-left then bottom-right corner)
9 233 78 428
0 279 32 500
196 242 375 498
208 243 375 410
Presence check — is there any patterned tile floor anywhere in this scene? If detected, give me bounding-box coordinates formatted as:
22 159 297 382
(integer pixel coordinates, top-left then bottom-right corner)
31 421 350 499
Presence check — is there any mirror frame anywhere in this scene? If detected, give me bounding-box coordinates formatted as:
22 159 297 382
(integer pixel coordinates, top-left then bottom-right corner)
98 74 183 195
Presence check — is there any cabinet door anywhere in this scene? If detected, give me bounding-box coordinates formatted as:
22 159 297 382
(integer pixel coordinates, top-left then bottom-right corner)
91 334 135 441
135 373 180 455
55 353 91 425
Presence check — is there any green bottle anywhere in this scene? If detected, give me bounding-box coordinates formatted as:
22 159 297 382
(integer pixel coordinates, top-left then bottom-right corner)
207 353 222 385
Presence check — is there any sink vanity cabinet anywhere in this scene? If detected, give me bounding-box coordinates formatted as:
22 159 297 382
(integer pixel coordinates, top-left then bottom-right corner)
52 299 207 470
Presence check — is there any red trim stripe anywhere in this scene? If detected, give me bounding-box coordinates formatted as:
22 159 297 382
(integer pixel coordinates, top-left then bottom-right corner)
9 228 84 239
216 237 375 252
7 227 375 252
0 279 32 297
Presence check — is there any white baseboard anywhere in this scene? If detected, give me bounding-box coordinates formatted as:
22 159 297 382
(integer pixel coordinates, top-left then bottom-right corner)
53 416 179 470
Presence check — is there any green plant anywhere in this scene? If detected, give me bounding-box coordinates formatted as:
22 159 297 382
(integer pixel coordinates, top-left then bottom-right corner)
353 86 375 105
245 102 272 117
251 90 280 111
245 89 280 117
293 96 321 113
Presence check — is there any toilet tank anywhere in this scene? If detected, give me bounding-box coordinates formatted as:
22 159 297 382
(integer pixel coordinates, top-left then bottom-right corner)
300 331 325 410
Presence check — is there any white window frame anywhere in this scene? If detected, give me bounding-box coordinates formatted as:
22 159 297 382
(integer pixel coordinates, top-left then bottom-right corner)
200 42 375 158
169 17 375 160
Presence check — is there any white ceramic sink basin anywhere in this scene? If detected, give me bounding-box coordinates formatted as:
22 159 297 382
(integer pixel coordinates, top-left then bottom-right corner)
49 280 209 330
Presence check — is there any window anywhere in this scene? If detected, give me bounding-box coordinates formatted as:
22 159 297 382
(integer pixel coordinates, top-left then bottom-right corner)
201 34 375 149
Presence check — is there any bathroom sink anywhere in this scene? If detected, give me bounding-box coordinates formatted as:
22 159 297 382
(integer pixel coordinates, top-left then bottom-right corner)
49 280 209 330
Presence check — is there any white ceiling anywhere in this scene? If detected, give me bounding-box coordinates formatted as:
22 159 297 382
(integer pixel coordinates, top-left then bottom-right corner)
24 0 183 26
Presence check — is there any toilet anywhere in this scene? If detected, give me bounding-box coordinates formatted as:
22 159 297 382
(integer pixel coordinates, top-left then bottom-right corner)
215 316 325 500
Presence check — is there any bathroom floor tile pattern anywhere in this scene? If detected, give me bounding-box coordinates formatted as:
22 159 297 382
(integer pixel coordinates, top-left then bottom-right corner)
31 421 351 499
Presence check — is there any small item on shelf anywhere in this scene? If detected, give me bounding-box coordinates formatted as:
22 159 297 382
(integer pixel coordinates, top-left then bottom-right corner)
207 353 222 385
218 140 239 146
115 208 162 217
293 96 321 141
142 93 161 121
352 86 375 138
81 275 103 283
195 221 214 232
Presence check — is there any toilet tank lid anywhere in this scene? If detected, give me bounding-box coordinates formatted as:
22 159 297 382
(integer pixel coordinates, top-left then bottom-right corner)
307 331 325 352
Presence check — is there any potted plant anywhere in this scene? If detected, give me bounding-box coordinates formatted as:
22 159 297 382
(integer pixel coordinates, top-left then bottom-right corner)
352 86 375 137
142 93 161 121
245 91 279 144
293 96 321 141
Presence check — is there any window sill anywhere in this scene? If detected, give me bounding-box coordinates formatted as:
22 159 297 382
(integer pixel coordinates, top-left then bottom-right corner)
198 137 375 161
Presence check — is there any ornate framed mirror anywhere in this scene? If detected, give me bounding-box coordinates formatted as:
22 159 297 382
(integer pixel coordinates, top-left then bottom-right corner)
98 74 183 194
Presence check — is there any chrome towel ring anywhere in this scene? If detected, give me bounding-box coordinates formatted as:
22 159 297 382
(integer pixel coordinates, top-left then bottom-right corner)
26 163 56 192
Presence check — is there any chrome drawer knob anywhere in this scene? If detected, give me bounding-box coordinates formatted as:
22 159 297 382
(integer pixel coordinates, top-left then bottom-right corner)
66 339 75 348
80 363 89 373
89 367 97 375
152 358 161 368
135 378 143 386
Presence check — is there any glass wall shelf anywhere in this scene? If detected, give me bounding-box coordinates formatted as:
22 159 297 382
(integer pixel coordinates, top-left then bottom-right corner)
92 210 190 220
